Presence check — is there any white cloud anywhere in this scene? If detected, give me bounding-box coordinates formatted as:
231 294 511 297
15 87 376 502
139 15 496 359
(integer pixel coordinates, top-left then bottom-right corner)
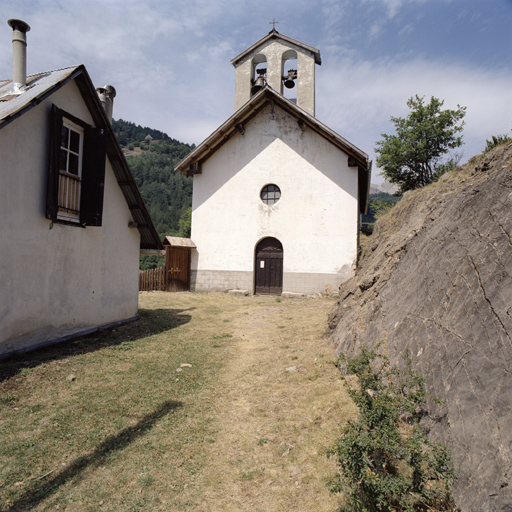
368 22 384 40
398 23 414 36
1 0 510 184
317 56 512 182
363 0 430 20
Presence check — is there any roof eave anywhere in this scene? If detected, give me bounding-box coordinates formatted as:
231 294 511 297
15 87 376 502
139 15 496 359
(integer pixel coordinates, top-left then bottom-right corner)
230 30 321 67
175 88 368 175
72 70 163 250
358 161 372 215
163 236 197 249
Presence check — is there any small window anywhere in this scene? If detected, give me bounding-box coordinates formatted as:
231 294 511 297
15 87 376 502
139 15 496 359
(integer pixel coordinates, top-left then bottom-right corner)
261 184 281 205
57 119 84 223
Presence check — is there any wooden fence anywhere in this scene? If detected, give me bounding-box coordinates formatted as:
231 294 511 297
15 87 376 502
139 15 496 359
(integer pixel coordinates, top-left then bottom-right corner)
139 267 165 291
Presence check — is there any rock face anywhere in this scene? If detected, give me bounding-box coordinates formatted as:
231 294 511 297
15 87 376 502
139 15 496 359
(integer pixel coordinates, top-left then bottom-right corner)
327 143 512 512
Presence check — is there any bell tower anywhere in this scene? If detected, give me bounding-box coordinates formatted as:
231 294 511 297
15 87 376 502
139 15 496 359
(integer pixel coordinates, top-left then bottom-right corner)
231 28 321 116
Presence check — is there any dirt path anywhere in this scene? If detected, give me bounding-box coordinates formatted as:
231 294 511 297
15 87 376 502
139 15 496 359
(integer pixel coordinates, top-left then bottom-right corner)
176 294 355 511
0 293 355 511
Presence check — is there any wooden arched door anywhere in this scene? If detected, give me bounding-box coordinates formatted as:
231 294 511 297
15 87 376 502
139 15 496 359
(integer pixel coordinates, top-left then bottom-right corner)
254 237 283 295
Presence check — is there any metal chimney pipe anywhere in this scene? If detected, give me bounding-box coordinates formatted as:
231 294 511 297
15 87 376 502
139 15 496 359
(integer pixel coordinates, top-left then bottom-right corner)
96 85 117 123
7 19 31 93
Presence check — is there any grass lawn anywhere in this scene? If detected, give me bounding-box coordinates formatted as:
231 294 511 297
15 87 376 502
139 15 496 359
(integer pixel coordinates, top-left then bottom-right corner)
0 292 354 511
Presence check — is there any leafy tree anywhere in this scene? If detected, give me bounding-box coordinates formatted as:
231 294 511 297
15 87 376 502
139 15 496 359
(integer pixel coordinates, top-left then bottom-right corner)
328 347 455 511
375 96 466 194
139 255 164 271
178 207 192 238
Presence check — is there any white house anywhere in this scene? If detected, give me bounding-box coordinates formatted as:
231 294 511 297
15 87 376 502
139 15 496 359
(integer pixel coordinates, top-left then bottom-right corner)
0 19 162 358
175 29 371 295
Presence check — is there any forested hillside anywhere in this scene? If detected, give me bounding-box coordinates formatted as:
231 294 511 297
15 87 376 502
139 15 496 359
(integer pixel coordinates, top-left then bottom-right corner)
113 119 194 237
113 118 173 146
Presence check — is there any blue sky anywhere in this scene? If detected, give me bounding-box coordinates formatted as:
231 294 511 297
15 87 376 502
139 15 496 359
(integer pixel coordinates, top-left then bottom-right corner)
1 0 511 184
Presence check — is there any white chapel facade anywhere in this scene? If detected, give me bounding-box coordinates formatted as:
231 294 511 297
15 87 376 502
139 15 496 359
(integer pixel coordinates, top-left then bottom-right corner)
175 29 371 295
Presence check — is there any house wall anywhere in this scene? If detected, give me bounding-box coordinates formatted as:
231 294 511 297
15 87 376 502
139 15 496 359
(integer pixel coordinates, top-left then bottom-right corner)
190 104 358 294
0 80 140 356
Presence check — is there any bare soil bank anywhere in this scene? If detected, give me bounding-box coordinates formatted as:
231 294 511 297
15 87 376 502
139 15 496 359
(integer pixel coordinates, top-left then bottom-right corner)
328 142 512 511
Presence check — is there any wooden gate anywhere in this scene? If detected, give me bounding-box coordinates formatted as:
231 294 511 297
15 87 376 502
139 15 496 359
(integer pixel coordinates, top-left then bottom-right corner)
165 246 191 292
162 236 196 292
254 237 283 295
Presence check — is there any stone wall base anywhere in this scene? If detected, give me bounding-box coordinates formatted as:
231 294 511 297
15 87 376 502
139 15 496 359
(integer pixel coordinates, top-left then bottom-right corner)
191 270 253 293
191 269 354 295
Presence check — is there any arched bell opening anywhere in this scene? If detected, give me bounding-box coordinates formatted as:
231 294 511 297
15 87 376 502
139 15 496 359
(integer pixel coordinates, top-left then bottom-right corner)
254 237 283 295
251 54 267 96
281 49 297 102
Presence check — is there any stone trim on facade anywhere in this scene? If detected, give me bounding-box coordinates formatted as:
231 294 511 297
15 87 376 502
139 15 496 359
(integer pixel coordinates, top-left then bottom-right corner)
191 269 354 295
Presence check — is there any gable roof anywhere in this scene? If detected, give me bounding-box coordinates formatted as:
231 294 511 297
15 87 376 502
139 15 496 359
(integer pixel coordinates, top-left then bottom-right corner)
0 65 162 250
174 86 371 213
163 236 196 249
231 29 322 66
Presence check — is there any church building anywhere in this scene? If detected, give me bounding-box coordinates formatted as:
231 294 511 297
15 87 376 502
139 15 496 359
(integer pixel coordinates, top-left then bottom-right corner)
175 28 371 295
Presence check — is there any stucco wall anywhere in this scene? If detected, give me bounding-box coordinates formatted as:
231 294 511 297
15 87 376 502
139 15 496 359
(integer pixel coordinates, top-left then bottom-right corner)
0 80 140 356
190 104 358 294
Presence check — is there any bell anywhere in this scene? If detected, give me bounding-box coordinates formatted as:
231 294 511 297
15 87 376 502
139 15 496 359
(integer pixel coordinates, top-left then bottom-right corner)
282 69 297 89
283 77 295 89
251 76 266 95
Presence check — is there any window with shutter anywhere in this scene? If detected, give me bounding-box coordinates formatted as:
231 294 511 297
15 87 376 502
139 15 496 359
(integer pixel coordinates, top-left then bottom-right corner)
46 105 106 227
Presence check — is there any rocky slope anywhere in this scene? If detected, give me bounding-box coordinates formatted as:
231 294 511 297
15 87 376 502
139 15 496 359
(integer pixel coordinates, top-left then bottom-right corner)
327 142 512 511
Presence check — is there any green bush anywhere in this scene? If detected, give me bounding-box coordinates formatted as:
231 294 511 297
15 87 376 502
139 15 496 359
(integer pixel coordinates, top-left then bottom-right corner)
362 194 401 225
484 134 511 153
178 207 192 238
433 159 456 181
372 200 397 220
139 255 164 270
328 347 455 511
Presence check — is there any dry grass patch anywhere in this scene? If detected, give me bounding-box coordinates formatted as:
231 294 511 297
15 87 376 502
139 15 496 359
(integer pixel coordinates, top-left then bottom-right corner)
0 292 355 511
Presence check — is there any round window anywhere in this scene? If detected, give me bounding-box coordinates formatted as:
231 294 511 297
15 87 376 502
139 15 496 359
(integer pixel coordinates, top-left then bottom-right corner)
260 184 281 205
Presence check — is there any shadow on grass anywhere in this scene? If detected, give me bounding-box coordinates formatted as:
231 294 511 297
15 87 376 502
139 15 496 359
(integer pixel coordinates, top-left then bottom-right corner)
4 399 183 512
0 307 194 383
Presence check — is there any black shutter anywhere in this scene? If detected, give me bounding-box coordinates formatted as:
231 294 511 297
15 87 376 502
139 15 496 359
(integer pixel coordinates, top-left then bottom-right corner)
46 105 63 221
80 126 106 226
